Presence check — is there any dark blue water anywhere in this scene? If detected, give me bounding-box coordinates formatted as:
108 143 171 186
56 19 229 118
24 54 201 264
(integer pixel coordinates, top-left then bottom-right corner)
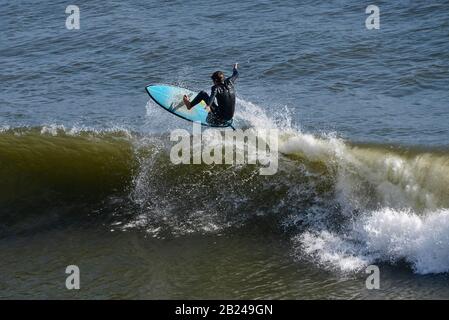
2 0 449 144
1 0 449 299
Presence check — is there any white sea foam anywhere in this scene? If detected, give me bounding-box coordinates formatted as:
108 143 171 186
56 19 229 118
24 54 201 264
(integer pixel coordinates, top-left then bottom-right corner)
40 124 66 136
283 129 449 274
0 125 11 132
297 208 449 274
37 123 134 139
236 97 449 274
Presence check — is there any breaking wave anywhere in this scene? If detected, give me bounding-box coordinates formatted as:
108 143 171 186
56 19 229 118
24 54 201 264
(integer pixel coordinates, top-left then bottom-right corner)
1 98 448 274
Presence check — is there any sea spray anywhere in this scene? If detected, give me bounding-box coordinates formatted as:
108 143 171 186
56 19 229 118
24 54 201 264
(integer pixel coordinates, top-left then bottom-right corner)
1 115 449 274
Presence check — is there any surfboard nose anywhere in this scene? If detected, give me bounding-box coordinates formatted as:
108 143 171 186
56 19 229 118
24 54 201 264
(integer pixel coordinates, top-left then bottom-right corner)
146 85 166 97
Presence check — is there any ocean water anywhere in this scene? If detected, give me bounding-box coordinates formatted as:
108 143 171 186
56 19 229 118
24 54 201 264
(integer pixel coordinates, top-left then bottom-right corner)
1 0 449 299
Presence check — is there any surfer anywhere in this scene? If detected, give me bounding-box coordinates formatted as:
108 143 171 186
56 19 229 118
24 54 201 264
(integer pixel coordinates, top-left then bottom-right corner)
183 63 239 125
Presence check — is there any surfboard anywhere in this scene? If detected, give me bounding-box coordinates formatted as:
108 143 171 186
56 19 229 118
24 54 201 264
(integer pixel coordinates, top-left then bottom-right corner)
145 84 233 128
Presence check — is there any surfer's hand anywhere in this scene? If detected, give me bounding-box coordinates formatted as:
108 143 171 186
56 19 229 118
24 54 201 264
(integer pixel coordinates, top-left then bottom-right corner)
205 105 211 112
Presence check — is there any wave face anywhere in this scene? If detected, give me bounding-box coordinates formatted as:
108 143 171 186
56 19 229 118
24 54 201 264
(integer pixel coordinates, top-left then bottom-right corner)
1 99 449 274
0 127 135 206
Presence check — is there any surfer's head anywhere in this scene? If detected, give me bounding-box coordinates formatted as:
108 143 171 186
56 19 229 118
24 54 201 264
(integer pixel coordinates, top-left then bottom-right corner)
211 71 225 84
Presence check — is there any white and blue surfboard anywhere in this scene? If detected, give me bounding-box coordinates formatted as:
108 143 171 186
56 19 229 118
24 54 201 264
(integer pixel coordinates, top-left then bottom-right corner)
145 84 233 128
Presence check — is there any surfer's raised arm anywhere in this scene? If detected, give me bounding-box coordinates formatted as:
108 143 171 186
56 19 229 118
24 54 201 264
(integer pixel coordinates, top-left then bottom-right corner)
227 63 239 84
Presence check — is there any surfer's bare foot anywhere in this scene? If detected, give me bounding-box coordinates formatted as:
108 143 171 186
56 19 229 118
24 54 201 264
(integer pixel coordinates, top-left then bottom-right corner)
183 95 192 109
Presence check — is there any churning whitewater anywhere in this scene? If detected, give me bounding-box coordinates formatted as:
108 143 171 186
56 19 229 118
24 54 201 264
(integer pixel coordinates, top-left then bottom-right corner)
1 98 448 275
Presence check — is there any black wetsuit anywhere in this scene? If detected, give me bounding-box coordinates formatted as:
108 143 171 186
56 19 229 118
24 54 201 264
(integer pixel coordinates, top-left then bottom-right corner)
189 67 239 125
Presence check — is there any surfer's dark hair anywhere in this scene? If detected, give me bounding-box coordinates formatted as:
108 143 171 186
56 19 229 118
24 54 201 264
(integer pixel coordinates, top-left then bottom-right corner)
211 71 225 83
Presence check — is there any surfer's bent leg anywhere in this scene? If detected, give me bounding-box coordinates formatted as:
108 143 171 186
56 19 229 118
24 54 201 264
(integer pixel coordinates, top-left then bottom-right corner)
189 91 210 108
